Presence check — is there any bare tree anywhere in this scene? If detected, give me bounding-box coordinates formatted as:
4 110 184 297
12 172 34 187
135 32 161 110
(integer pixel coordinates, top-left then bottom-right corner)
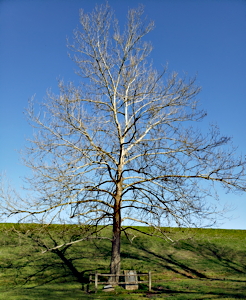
1 4 246 279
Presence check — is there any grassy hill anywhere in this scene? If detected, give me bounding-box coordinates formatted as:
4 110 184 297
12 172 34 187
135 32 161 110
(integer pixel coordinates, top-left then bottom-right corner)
0 224 245 299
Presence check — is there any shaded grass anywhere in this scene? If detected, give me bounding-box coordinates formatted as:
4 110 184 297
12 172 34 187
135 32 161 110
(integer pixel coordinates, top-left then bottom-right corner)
0 280 246 300
0 224 245 299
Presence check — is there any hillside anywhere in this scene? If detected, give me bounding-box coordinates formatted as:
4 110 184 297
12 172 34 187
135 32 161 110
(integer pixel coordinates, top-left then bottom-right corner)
0 224 245 299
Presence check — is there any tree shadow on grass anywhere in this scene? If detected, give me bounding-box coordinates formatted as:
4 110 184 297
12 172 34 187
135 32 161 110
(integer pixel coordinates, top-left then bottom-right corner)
174 239 246 278
124 236 246 280
120 238 246 299
149 286 246 299
0 226 111 290
118 234 208 279
121 243 208 279
1 248 81 286
1 227 246 299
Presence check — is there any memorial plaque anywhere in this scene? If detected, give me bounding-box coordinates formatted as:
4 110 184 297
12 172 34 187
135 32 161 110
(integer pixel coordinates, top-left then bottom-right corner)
124 270 138 290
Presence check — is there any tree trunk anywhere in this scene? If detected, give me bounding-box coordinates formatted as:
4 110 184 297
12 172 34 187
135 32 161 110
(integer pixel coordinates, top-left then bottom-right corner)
109 142 124 283
110 168 123 283
110 198 121 283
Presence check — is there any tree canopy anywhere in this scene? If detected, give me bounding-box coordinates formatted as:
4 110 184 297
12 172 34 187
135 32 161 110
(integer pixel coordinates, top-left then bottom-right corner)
1 3 246 277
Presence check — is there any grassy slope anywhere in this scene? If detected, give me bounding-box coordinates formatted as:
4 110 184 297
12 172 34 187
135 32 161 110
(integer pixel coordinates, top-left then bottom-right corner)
0 224 245 299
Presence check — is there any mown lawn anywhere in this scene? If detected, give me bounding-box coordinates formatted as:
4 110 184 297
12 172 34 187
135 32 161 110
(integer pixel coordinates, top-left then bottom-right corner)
0 224 245 299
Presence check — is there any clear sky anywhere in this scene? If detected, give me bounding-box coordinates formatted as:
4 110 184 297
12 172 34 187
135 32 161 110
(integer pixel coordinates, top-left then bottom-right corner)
0 0 246 229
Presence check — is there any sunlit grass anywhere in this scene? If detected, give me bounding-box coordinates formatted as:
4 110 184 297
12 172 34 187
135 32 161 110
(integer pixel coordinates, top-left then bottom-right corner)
0 224 245 299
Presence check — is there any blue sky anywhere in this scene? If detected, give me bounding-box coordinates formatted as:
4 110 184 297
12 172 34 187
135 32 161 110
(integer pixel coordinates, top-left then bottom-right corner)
0 0 246 229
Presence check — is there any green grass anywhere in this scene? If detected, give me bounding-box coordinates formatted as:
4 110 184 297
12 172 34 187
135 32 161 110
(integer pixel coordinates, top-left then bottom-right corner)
0 224 245 299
